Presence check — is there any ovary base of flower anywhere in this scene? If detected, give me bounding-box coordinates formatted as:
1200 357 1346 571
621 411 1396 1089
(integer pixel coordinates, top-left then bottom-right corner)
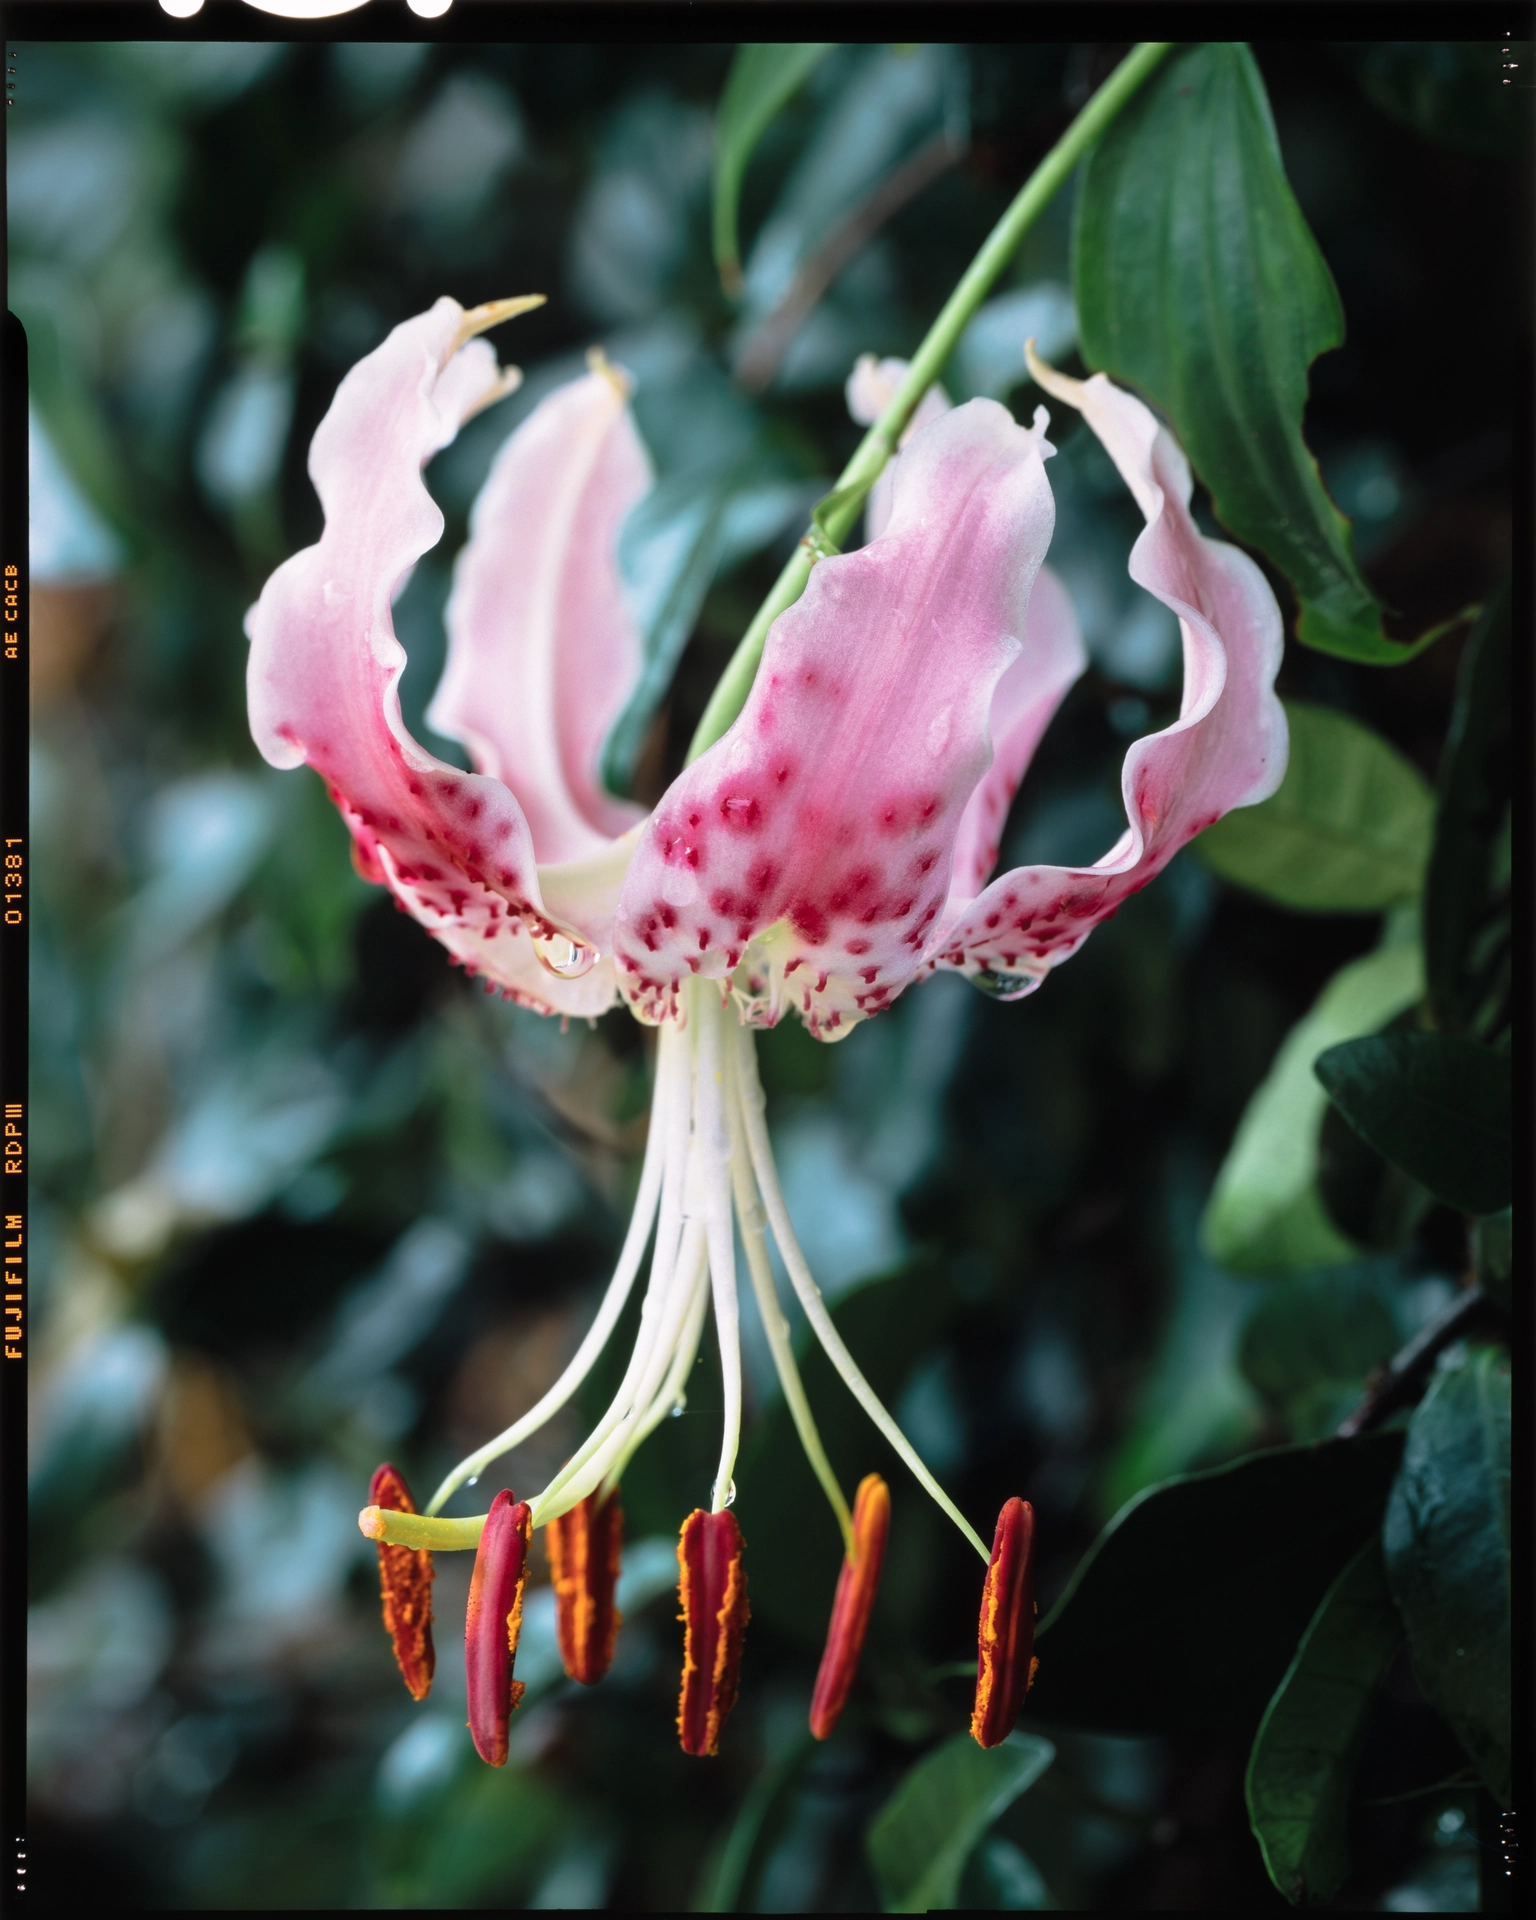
253 279 1284 1761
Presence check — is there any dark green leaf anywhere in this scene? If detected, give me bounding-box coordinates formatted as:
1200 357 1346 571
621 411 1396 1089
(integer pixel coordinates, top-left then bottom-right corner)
1246 1537 1404 1907
1239 1268 1401 1441
1426 584 1511 1039
712 43 837 293
1194 703 1434 912
1201 938 1423 1273
1314 1032 1511 1215
1314 1093 1431 1255
1383 1348 1511 1806
867 1732 1055 1913
1074 43 1443 666
1027 1433 1404 1731
1335 43 1533 157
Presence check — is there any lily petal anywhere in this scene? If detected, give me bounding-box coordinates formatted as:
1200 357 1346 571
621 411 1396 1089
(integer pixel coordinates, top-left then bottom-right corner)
613 399 1056 1037
844 354 1087 906
245 298 627 1019
932 358 1288 998
432 360 651 866
845 352 953 542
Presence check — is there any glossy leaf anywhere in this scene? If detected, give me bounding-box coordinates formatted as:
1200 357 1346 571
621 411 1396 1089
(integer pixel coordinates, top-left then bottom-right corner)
1425 584 1511 1038
712 43 837 293
1384 1348 1511 1805
1026 1432 1404 1731
1314 1031 1511 1216
1239 1268 1401 1442
1194 702 1434 912
1074 43 1436 666
867 1730 1055 1912
1246 1536 1404 1907
1201 937 1423 1273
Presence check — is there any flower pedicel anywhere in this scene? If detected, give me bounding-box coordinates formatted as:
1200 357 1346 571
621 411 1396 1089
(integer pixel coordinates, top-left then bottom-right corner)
252 294 1285 1757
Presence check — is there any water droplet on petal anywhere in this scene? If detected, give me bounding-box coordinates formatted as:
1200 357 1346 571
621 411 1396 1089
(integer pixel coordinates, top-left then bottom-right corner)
969 966 1031 1001
532 930 597 979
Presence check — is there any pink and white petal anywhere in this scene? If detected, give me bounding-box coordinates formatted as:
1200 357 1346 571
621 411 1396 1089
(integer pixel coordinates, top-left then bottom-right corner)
245 298 621 1019
613 399 1056 1037
431 362 652 867
948 563 1086 906
844 354 953 541
930 360 1287 998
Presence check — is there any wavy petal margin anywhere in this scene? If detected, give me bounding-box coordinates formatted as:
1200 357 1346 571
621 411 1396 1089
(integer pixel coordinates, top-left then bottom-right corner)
613 399 1057 1037
246 299 634 1018
931 356 1288 998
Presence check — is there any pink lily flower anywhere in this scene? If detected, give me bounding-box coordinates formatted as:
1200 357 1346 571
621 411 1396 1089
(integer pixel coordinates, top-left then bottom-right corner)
255 296 1285 1756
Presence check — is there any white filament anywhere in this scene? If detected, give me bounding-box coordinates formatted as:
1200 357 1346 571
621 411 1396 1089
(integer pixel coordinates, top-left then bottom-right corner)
437 975 986 1562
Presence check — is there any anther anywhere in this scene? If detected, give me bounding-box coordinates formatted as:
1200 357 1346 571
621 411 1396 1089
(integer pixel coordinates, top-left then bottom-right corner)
466 1490 533 1766
971 1497 1038 1749
809 1474 890 1740
676 1509 750 1757
369 1463 436 1702
548 1488 624 1686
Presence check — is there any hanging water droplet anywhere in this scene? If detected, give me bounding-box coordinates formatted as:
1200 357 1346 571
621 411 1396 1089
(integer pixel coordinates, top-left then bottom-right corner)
721 1478 737 1509
669 1397 686 1418
969 965 1031 1001
531 929 597 979
466 1475 479 1487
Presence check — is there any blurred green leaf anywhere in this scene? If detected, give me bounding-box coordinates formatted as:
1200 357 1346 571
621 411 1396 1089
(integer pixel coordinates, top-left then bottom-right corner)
1335 42 1532 156
1027 1432 1404 1731
1239 1268 1401 1441
1314 1032 1510 1216
1074 43 1440 666
867 1731 1055 1912
1245 1536 1404 1907
1383 1348 1511 1806
712 43 837 293
1426 584 1511 1039
1194 703 1434 912
1202 937 1423 1273
1098 1172 1264 1517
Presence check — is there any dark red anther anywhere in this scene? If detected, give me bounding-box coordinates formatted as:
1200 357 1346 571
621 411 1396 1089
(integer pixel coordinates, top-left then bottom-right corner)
369 1462 435 1702
971 1497 1038 1749
548 1488 624 1685
809 1474 890 1740
465 1489 533 1766
676 1509 750 1757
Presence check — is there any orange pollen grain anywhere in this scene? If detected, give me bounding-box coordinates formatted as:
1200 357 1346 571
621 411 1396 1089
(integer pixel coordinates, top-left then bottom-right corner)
809 1474 890 1740
548 1488 625 1685
369 1462 436 1702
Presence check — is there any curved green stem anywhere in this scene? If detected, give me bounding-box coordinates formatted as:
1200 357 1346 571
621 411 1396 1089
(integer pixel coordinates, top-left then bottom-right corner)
685 39 1172 765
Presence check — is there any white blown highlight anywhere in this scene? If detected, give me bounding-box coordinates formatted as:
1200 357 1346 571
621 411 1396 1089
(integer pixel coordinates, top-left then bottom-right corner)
432 979 989 1561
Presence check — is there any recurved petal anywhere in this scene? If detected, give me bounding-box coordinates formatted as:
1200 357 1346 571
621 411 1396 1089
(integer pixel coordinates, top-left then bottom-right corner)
614 399 1056 1038
369 1462 436 1702
245 298 621 1019
809 1474 890 1740
932 358 1287 1000
947 563 1086 906
465 1489 533 1767
431 361 651 867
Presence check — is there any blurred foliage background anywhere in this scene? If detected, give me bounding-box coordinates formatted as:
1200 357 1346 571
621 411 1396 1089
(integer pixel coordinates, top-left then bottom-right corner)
15 32 1520 1912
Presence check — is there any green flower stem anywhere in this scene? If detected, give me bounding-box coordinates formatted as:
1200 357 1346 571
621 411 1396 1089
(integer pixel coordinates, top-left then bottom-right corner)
685 39 1172 766
361 1505 487 1551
